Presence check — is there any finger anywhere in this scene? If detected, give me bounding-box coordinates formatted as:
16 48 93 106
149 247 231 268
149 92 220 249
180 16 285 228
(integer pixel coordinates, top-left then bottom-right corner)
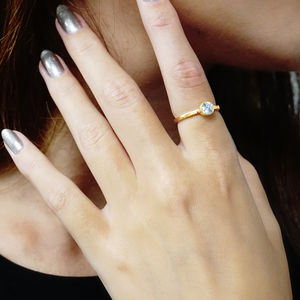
137 0 214 113
136 0 235 153
1 129 109 259
238 153 283 247
55 5 175 168
39 51 135 204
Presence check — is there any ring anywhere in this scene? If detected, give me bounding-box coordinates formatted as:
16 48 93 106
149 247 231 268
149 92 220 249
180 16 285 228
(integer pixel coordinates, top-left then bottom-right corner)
174 102 220 123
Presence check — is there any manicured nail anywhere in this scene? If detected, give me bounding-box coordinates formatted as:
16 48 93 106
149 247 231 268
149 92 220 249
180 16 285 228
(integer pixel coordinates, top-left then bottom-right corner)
40 50 64 78
2 129 24 154
56 5 82 34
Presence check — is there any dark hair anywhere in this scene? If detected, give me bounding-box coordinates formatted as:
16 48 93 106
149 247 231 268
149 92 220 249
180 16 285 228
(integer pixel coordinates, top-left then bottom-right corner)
0 0 64 171
1 0 300 296
0 0 105 172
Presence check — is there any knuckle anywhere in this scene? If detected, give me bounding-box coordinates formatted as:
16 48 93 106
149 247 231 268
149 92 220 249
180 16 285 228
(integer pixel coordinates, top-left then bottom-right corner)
206 145 238 170
79 121 109 150
22 158 43 178
217 148 239 166
170 61 207 90
159 179 191 214
102 77 142 110
151 9 174 29
53 81 77 100
113 253 132 275
48 186 71 212
71 39 99 56
202 149 240 190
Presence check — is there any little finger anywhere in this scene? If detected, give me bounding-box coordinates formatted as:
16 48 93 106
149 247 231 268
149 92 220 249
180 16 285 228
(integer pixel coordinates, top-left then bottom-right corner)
1 129 109 260
238 153 284 248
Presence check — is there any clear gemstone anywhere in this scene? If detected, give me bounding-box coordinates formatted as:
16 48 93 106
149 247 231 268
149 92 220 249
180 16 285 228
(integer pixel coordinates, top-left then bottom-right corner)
201 102 214 115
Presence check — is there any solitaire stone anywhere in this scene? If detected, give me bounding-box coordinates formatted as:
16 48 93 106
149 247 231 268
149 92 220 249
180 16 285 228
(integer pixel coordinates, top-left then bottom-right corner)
201 102 214 115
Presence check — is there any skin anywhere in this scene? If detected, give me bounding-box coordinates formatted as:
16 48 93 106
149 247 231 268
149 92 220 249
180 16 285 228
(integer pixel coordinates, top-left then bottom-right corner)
0 0 296 297
173 0 300 70
84 0 300 75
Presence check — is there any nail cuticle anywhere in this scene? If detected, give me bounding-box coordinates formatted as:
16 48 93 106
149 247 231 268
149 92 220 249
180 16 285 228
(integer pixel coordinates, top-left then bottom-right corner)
56 5 82 34
2 129 24 154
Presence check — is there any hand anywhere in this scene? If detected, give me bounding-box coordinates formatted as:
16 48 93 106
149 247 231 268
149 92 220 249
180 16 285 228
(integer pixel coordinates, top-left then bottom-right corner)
3 0 292 299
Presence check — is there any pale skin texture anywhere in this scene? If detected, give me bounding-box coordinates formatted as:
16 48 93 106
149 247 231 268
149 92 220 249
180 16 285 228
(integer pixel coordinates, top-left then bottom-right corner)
0 0 297 298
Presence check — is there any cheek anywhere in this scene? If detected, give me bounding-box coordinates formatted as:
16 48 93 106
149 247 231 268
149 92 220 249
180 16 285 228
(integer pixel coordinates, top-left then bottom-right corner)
175 0 300 71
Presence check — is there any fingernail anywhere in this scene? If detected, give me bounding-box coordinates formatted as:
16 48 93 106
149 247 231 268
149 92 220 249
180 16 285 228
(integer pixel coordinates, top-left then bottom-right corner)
2 129 24 154
56 5 82 34
40 50 65 78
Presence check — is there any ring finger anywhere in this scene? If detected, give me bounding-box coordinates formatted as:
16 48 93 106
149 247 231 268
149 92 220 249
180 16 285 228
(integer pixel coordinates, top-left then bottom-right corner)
137 0 235 153
39 52 136 204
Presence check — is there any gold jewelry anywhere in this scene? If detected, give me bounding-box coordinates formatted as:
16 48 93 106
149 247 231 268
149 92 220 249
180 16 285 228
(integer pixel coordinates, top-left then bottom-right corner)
174 102 220 124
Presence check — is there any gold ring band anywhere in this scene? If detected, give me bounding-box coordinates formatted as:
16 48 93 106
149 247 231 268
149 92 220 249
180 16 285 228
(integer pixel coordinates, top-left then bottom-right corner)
174 102 220 124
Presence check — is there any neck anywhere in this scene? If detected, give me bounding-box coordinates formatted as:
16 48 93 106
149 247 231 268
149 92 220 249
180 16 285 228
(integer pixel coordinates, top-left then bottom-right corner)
0 0 188 275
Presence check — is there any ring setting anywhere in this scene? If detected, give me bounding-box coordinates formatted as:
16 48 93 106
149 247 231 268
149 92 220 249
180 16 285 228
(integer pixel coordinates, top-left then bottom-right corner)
174 102 220 123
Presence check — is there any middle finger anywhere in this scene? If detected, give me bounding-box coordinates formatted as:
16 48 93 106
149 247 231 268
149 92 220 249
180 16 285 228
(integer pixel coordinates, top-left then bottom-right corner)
55 5 176 168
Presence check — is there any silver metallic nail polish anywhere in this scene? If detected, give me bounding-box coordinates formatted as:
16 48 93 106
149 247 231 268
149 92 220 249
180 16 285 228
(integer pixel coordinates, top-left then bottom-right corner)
56 5 82 34
40 50 64 78
2 129 24 154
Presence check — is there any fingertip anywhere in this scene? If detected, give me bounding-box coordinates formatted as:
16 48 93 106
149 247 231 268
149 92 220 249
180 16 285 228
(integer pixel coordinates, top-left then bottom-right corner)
55 18 67 37
39 50 65 78
2 129 24 155
1 130 42 163
55 7 87 37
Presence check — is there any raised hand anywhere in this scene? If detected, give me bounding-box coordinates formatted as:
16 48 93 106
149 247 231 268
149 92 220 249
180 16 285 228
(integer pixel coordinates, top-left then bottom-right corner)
2 0 292 299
